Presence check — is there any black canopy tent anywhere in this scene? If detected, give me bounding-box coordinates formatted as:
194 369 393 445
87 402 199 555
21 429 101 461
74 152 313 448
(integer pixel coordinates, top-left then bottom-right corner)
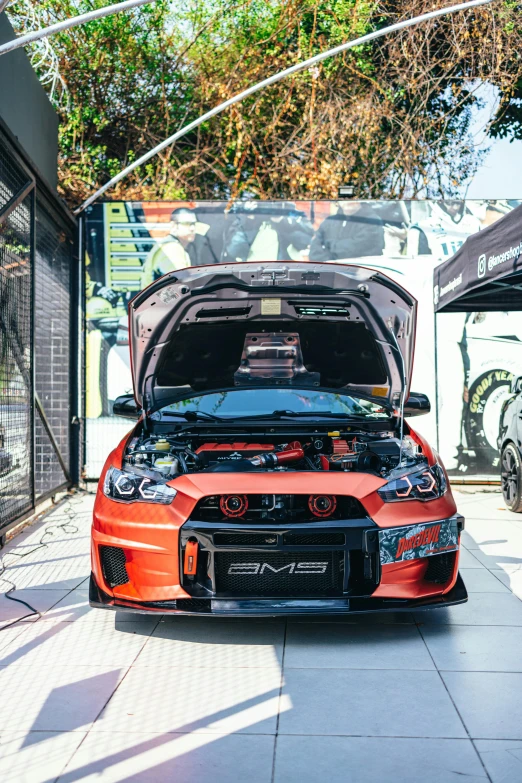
433 203 522 312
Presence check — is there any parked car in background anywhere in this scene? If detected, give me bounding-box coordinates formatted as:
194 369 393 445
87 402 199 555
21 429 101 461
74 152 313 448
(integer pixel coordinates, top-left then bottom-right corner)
499 375 522 511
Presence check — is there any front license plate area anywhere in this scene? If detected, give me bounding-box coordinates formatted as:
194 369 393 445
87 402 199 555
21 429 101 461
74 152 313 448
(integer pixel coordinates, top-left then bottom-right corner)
379 519 459 565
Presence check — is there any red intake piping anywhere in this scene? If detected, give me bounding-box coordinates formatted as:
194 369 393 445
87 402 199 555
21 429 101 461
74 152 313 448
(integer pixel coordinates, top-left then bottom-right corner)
249 447 304 468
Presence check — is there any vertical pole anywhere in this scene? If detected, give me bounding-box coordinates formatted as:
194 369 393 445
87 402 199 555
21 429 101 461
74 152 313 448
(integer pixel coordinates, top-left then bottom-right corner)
30 186 36 509
80 215 87 484
70 216 81 486
434 310 440 454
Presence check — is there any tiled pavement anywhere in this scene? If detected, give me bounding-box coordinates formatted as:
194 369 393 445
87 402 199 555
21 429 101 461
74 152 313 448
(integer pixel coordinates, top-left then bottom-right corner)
0 490 521 782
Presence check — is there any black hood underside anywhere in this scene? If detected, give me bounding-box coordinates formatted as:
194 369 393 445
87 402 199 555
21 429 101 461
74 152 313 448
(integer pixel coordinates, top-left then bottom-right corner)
156 320 387 391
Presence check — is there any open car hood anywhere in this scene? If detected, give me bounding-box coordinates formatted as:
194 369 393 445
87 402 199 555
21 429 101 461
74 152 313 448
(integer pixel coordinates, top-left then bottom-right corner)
129 262 417 413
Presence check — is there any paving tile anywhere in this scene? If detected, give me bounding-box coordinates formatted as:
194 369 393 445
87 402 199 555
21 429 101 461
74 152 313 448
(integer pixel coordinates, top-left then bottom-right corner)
420 624 522 672
274 736 487 783
414 592 522 626
287 611 415 624
458 568 510 593
2 563 89 590
278 669 466 737
0 617 157 668
471 548 522 571
0 664 126 731
134 618 284 669
442 671 522 739
57 731 274 783
457 548 485 569
0 622 31 652
0 589 71 625
461 519 522 550
493 569 522 599
454 492 520 520
284 623 434 670
91 665 283 734
474 739 522 783
41 589 151 624
0 731 87 783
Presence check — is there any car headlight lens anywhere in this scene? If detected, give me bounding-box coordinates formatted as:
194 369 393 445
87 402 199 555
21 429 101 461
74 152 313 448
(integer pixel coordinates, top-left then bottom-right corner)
103 467 177 504
378 464 447 503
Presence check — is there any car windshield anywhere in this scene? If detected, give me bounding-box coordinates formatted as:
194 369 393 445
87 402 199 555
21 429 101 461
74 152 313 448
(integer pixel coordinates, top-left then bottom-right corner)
154 389 389 420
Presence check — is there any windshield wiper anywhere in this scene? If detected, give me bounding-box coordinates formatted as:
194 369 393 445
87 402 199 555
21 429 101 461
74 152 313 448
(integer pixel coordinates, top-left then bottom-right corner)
227 409 375 422
157 410 226 422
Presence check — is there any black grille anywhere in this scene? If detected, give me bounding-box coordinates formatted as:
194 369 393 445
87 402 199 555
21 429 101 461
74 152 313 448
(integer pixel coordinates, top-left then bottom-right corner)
215 550 344 596
214 533 278 546
0 144 33 527
424 552 455 584
176 598 212 612
283 533 345 546
100 546 129 587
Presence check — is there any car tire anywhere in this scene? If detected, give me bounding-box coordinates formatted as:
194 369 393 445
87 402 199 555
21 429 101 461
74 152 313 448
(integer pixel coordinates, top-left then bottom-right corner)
464 370 514 472
501 443 522 512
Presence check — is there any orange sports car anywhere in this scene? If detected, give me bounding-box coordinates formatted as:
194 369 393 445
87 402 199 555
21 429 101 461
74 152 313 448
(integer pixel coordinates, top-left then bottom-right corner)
90 262 467 616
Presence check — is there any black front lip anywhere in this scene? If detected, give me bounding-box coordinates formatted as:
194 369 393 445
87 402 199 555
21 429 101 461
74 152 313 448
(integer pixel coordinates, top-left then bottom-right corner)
89 572 468 616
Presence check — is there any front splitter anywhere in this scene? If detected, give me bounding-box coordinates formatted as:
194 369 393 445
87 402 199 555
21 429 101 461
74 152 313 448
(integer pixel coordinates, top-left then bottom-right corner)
89 573 468 617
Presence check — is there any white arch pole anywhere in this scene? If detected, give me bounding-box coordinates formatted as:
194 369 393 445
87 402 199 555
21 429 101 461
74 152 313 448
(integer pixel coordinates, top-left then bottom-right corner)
76 0 494 213
0 0 157 57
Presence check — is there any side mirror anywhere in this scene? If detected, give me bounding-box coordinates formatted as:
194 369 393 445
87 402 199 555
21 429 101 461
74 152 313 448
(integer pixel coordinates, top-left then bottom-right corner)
113 394 141 419
404 392 431 417
511 376 522 394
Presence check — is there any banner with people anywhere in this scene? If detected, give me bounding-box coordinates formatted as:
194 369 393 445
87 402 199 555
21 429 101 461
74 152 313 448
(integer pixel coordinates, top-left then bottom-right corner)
84 198 522 478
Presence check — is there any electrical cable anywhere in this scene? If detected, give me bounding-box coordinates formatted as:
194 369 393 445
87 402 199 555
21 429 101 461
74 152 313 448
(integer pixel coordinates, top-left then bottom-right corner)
0 494 86 631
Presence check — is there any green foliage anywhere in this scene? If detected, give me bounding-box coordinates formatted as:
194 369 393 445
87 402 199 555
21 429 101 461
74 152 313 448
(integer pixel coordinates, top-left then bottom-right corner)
6 0 522 204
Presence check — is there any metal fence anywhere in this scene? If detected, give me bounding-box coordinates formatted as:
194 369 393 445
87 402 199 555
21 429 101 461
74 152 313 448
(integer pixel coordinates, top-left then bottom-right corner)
0 126 77 536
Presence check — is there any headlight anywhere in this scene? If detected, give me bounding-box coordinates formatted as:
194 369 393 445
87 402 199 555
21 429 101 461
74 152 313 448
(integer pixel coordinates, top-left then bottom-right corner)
103 467 177 504
378 464 447 503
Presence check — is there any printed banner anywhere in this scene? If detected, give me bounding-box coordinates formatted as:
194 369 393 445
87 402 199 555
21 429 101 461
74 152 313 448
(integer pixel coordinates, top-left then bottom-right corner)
83 198 522 479
379 519 460 565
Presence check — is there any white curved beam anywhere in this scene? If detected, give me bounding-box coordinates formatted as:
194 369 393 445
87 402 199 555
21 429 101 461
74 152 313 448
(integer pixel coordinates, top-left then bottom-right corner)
76 0 494 214
0 0 157 57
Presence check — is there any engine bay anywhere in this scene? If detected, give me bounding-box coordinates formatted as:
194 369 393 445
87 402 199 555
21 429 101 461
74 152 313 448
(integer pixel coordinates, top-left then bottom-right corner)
122 424 427 482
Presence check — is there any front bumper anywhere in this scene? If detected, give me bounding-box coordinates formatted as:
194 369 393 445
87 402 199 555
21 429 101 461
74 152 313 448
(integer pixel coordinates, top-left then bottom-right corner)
89 571 468 616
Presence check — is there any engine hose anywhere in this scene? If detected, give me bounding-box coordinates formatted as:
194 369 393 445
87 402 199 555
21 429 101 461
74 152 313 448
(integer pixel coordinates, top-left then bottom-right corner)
249 447 305 468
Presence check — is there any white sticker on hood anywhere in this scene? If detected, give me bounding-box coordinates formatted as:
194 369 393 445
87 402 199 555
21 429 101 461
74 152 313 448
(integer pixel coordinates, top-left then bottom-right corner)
261 298 281 315
157 285 179 304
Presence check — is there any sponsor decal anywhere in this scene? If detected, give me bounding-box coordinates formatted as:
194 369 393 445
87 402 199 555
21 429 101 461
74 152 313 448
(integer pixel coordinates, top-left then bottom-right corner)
469 370 513 414
396 525 440 558
228 562 328 575
487 241 522 273
478 254 486 279
439 274 462 300
379 519 459 565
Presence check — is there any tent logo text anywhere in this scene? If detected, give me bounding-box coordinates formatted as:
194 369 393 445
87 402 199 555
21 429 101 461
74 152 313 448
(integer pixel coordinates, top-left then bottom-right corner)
477 254 486 279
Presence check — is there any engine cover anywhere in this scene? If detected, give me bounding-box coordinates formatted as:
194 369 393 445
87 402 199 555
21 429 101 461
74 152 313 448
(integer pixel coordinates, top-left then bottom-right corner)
195 443 274 466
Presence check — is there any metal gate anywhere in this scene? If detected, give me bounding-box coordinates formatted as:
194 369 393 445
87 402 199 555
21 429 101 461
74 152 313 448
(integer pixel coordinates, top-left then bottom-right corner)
0 127 77 535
